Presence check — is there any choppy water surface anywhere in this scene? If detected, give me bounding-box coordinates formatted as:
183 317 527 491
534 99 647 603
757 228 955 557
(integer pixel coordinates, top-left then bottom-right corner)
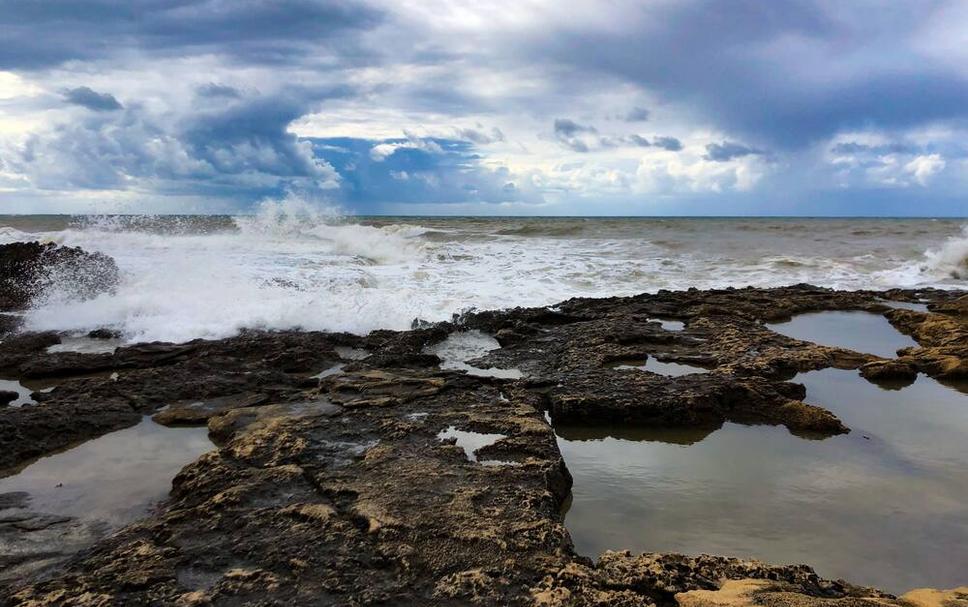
0 207 964 343
557 367 968 593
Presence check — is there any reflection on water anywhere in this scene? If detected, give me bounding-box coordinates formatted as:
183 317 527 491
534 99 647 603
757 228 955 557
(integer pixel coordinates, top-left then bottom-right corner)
878 300 930 313
425 331 524 379
554 423 718 445
437 426 506 462
47 335 122 354
0 417 213 527
558 368 968 593
615 359 710 376
0 378 36 406
768 311 918 358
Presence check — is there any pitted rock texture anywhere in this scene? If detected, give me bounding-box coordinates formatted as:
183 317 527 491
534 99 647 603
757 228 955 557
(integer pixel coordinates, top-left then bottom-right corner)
0 285 965 605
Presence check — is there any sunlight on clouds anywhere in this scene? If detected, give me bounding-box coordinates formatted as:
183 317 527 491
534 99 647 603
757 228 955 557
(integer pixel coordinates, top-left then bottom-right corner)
1 1 966 214
905 154 945 186
0 72 42 99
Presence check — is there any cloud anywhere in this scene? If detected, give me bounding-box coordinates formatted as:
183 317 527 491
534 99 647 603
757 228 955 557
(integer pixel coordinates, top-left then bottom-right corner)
9 89 342 198
831 141 921 156
704 141 764 162
553 119 599 152
196 83 242 99
554 116 686 156
369 133 444 161
2 0 968 215
311 136 538 209
456 126 505 144
652 136 683 152
624 106 650 121
524 0 968 148
62 86 122 111
624 134 650 147
553 118 596 137
0 0 384 70
600 134 683 152
825 134 958 190
905 154 946 186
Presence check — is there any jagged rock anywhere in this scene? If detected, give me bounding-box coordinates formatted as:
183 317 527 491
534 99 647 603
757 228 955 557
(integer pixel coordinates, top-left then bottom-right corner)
152 393 271 426
0 285 965 604
0 314 22 338
0 242 119 312
859 359 919 382
87 328 121 339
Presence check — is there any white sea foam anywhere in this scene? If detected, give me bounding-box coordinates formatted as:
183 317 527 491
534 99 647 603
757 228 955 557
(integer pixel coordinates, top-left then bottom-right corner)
924 224 968 280
2 206 964 344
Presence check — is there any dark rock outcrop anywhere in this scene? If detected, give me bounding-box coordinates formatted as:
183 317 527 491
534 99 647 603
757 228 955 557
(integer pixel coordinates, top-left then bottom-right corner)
0 242 119 312
0 285 965 605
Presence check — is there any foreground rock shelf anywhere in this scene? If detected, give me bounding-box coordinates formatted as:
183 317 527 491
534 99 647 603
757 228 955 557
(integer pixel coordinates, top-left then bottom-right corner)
1 283 967 606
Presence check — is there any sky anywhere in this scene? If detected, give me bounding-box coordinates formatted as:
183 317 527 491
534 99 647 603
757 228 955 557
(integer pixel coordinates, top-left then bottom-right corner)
0 0 966 216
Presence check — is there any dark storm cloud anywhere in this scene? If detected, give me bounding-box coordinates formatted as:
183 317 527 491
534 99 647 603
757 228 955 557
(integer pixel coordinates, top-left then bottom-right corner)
9 78 523 206
528 0 968 147
62 86 123 111
0 0 383 69
704 141 764 162
3 0 967 213
13 88 348 198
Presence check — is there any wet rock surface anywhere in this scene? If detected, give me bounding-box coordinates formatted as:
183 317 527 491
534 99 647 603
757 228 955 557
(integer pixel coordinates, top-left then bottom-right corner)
0 285 965 605
0 492 107 587
0 242 119 313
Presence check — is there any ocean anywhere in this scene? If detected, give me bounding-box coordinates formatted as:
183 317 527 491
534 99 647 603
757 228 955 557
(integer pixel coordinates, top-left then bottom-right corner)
1 203 965 343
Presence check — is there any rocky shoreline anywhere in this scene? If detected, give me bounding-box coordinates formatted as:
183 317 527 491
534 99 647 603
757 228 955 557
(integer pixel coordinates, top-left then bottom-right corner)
1 243 966 606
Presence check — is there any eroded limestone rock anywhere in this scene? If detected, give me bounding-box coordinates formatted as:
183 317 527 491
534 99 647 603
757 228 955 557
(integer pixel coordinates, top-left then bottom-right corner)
0 285 965 605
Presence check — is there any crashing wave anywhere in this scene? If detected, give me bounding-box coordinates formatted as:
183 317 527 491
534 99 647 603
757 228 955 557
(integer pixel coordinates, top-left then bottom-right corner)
923 224 968 280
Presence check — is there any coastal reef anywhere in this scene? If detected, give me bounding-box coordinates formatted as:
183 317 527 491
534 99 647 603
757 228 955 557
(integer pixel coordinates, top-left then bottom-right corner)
1 243 966 606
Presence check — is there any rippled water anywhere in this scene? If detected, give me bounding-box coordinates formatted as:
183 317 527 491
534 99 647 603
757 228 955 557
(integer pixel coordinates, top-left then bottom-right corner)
0 204 965 343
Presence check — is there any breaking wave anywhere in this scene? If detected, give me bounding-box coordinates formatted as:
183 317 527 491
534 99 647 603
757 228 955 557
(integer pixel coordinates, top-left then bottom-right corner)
924 225 968 280
1 208 963 344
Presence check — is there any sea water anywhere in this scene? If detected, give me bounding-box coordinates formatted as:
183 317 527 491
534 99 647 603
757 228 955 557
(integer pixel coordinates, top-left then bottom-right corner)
0 204 964 343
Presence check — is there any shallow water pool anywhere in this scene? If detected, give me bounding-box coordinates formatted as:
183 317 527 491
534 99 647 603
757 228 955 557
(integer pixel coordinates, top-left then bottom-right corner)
767 311 918 358
614 359 710 376
46 335 122 355
0 416 213 527
0 378 37 406
425 331 524 378
878 300 930 313
557 368 968 593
